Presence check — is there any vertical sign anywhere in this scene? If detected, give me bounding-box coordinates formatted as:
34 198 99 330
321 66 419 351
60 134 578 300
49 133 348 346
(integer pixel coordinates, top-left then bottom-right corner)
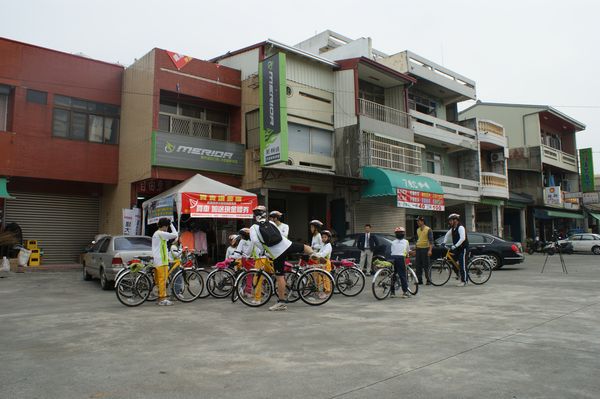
579 148 595 193
259 53 288 166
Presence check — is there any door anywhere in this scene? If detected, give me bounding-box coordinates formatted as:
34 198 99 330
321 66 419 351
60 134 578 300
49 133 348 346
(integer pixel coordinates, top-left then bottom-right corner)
569 235 582 251
97 238 112 274
87 237 106 277
468 233 490 256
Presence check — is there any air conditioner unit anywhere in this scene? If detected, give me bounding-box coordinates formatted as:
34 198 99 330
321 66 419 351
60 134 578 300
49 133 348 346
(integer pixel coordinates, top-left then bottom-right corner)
490 152 505 162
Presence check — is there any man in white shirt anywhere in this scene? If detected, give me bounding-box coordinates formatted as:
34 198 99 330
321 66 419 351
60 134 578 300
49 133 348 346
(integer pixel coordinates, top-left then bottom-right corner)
444 213 469 286
152 218 178 306
269 210 289 238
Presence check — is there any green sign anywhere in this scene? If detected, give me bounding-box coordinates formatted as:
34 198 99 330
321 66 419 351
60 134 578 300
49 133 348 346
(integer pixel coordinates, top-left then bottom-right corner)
579 148 595 192
259 52 288 166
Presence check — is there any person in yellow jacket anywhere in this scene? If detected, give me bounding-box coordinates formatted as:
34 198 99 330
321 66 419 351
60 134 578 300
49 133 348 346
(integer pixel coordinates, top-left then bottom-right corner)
311 230 333 299
152 218 179 306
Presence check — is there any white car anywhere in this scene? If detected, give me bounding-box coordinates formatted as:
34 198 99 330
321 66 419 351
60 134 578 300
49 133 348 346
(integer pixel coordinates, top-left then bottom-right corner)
559 234 600 255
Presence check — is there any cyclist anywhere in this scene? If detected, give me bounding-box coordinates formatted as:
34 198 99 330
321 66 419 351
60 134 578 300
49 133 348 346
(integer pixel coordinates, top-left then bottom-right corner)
269 210 289 238
249 206 314 311
152 218 179 306
390 227 410 298
225 234 240 259
311 229 333 299
309 219 324 253
444 213 469 286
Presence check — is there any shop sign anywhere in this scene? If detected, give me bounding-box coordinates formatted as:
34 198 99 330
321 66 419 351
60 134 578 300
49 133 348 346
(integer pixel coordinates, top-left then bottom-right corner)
579 148 595 193
147 196 175 224
563 192 582 199
181 192 257 219
152 131 245 175
122 208 141 235
396 188 445 211
259 52 288 166
166 50 192 70
543 186 562 205
583 192 600 205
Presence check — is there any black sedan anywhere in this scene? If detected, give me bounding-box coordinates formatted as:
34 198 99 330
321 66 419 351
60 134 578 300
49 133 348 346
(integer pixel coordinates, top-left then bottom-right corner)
431 231 524 269
331 233 395 263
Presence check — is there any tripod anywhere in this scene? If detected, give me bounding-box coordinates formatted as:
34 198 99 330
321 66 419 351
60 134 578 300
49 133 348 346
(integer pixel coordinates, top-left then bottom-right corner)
541 239 568 274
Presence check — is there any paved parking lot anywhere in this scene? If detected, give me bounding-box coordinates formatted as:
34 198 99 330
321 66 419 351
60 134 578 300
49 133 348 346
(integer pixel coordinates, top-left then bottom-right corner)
1 254 599 399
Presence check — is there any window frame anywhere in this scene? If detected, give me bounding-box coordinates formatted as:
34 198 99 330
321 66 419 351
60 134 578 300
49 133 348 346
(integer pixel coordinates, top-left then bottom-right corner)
26 89 48 105
425 152 442 174
0 91 9 131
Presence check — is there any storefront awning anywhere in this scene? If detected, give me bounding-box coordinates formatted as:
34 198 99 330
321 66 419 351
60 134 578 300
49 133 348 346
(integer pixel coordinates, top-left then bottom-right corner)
361 166 443 197
588 212 600 222
0 178 15 199
534 209 584 220
480 198 504 206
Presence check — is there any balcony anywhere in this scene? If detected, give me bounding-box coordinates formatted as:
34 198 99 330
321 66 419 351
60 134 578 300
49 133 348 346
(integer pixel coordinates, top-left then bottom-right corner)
421 172 480 202
159 113 228 140
358 99 413 141
477 120 507 149
540 144 578 173
480 172 509 199
361 132 422 173
410 110 477 150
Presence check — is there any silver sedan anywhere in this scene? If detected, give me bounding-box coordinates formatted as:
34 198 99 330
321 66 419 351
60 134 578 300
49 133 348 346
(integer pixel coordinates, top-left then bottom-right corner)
559 233 600 255
82 235 153 290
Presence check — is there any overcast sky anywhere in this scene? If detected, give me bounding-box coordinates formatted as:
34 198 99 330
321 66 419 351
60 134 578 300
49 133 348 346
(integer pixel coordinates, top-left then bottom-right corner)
3 0 599 170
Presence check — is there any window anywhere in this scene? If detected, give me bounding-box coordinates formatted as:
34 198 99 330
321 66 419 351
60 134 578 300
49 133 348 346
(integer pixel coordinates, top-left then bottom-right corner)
159 97 229 140
469 234 485 244
114 237 151 251
26 89 47 105
581 235 595 241
358 80 385 105
99 239 111 253
288 122 333 156
52 95 120 144
408 92 437 116
426 152 442 174
0 85 10 131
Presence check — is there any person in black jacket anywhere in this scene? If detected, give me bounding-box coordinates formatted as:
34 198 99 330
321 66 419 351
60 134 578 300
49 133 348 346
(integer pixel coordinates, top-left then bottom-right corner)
356 224 378 276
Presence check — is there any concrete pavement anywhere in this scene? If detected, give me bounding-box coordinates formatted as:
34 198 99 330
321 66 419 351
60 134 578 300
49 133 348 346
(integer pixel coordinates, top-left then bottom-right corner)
0 254 599 399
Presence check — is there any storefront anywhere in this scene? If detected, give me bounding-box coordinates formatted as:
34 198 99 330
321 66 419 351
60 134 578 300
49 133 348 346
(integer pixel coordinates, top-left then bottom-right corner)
475 198 504 237
533 208 584 240
359 167 444 237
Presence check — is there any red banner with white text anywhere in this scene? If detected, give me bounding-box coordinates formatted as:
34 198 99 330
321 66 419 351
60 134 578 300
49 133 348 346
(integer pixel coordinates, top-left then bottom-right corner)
396 188 445 211
181 192 257 219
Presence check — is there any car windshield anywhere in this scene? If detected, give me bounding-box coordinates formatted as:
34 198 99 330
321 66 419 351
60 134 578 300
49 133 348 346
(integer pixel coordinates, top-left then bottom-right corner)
114 237 152 251
377 234 396 244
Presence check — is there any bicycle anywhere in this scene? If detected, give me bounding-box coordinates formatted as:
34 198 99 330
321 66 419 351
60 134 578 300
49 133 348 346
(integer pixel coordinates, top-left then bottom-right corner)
232 255 334 307
428 246 492 286
206 257 252 298
115 250 204 307
330 258 365 297
371 256 419 300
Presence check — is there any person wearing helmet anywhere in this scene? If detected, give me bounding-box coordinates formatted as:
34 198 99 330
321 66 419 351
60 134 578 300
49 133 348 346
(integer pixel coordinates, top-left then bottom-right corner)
444 213 469 286
269 210 289 238
415 216 434 285
152 218 179 306
225 234 240 259
390 227 410 298
250 206 314 311
357 224 378 276
311 229 334 299
309 219 324 253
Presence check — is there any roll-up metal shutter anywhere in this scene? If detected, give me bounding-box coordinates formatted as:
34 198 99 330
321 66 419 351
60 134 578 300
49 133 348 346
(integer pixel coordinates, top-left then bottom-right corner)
5 192 100 264
353 198 406 234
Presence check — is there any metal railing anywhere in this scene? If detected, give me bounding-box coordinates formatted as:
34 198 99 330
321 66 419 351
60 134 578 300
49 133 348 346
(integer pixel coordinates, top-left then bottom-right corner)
478 120 504 136
410 110 477 140
159 113 227 139
358 98 410 128
541 144 577 167
361 132 421 173
422 172 479 192
481 172 508 188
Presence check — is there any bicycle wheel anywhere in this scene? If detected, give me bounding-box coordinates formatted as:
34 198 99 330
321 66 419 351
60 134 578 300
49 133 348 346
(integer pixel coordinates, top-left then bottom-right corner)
196 268 211 298
284 271 302 303
171 269 204 302
468 258 492 285
336 267 365 297
115 272 151 307
298 269 334 306
371 268 392 300
406 266 419 295
428 259 452 286
206 269 235 298
237 269 273 307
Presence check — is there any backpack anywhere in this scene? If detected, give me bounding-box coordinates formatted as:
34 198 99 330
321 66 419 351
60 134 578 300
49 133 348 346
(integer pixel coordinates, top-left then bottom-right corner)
256 221 283 247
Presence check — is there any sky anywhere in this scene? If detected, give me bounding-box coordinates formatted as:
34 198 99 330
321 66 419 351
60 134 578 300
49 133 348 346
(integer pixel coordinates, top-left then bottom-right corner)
2 0 599 170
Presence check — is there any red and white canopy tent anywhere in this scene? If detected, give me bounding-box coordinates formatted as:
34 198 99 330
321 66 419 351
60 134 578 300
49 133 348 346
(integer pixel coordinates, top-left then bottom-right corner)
141 174 258 234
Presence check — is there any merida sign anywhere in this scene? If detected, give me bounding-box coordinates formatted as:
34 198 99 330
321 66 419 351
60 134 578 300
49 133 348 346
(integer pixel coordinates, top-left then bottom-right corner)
152 131 245 175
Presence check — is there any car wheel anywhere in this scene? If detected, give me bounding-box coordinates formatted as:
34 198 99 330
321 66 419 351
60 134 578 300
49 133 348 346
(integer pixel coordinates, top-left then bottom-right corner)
82 263 92 281
592 246 600 255
100 268 113 290
488 254 502 270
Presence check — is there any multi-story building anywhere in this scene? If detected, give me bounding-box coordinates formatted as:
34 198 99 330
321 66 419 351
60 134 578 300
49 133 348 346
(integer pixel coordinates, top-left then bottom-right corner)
0 37 123 263
460 102 586 241
295 31 510 237
101 48 243 259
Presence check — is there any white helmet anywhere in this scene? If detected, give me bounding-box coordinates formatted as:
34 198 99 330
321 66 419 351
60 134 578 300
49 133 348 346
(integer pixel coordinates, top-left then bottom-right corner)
170 244 182 258
448 213 460 221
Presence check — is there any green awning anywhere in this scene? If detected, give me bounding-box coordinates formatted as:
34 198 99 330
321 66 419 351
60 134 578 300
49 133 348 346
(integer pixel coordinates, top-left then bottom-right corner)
546 210 584 219
0 178 15 199
361 166 443 197
480 198 504 206
589 212 600 222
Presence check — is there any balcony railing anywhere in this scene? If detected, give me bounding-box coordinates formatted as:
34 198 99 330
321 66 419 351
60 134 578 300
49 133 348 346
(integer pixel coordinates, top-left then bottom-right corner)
481 172 508 188
358 98 410 128
478 120 504 136
361 132 421 173
541 144 577 167
159 113 228 139
410 110 477 140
